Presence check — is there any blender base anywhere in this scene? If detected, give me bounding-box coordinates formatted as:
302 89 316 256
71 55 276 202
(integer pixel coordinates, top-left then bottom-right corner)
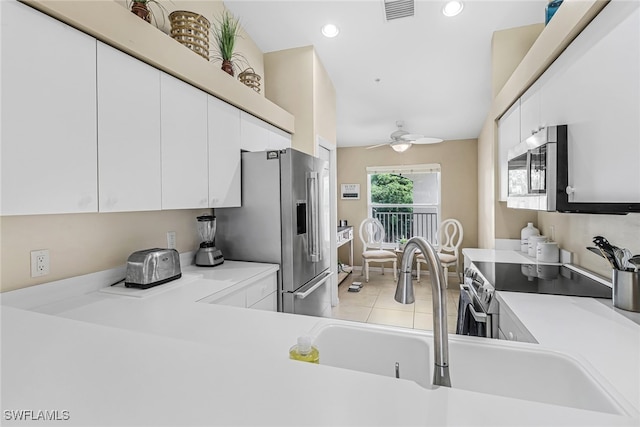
195 247 224 267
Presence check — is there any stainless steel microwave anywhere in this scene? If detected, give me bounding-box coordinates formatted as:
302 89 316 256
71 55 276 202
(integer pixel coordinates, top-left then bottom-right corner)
506 125 561 211
507 124 640 214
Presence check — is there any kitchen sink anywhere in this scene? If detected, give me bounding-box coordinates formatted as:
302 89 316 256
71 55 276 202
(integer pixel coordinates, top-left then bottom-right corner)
312 323 630 415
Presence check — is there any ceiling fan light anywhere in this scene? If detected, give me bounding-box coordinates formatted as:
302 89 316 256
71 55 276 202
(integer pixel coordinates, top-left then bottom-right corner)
391 141 412 153
442 1 464 17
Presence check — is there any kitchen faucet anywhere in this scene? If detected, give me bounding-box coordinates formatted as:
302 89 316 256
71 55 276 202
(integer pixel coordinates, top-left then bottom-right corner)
395 237 451 387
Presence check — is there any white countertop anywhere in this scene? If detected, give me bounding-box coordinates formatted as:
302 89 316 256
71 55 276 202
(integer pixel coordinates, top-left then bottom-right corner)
463 248 640 413
2 259 639 425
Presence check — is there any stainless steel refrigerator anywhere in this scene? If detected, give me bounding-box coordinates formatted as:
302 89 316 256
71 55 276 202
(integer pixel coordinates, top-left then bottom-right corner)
215 148 332 317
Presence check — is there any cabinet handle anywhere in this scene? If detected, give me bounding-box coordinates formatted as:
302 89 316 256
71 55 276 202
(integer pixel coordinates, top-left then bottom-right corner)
565 186 575 195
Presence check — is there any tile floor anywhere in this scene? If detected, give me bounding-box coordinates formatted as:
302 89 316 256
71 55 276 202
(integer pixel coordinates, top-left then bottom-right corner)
331 271 460 333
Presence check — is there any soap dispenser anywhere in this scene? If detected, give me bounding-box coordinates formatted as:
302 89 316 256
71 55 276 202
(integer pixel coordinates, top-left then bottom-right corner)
289 336 319 364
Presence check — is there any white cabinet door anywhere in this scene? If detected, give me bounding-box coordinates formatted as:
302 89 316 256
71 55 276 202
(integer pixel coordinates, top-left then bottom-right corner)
208 96 241 207
519 80 542 142
268 125 292 150
250 293 277 311
97 42 162 212
540 0 640 203
497 100 520 202
161 73 209 209
240 111 270 151
1 2 97 215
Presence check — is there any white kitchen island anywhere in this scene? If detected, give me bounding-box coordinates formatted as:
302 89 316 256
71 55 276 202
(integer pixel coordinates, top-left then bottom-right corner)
1 259 639 426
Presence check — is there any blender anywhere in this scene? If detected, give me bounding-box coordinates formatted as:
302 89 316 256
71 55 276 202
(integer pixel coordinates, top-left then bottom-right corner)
195 215 224 267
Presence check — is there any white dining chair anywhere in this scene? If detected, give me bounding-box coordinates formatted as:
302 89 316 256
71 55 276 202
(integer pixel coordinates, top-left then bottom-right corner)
416 218 464 288
359 218 398 283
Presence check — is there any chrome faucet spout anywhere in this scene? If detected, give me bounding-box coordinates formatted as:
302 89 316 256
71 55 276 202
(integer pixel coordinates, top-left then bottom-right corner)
394 237 451 387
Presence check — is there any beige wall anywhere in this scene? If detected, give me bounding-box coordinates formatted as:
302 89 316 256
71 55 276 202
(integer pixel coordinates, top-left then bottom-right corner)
264 46 315 154
264 46 336 156
1 210 203 292
538 212 640 278
313 50 337 146
337 140 478 267
491 24 544 99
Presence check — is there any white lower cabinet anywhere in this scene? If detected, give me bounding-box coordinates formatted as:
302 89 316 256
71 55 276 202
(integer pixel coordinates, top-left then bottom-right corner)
161 73 209 209
250 292 278 311
1 1 98 215
206 273 277 311
97 42 162 212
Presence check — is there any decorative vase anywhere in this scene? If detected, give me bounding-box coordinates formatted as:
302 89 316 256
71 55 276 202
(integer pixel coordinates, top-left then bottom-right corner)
545 0 563 25
221 60 234 77
131 2 151 23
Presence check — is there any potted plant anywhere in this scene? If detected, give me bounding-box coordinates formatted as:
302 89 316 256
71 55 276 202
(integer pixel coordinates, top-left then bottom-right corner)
210 10 246 76
128 0 168 27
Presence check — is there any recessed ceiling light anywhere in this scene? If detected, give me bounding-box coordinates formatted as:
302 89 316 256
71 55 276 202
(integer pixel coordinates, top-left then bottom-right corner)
442 1 464 17
321 23 339 38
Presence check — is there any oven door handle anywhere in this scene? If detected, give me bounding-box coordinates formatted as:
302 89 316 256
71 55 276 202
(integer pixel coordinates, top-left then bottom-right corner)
460 284 487 323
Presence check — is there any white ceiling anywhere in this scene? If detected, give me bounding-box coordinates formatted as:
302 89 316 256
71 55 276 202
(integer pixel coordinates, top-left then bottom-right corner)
225 0 548 148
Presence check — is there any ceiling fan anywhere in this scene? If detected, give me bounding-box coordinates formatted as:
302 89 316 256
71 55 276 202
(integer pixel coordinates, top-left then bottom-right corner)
366 121 443 153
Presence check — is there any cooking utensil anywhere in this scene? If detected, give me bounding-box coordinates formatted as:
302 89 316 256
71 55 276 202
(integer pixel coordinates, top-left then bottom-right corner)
598 247 618 269
592 236 621 269
586 246 605 258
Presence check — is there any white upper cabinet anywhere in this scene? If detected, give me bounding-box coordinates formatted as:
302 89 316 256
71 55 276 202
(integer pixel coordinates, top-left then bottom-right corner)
540 0 640 203
497 100 520 202
269 125 293 150
1 1 97 215
97 42 162 212
240 112 292 152
208 96 241 208
519 79 543 143
240 112 270 152
161 73 209 209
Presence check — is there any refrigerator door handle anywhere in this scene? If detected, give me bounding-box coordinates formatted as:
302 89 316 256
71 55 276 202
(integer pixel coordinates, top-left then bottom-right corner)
294 270 333 299
307 171 320 262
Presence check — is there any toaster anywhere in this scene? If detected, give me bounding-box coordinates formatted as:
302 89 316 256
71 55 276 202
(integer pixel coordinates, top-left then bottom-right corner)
125 248 182 289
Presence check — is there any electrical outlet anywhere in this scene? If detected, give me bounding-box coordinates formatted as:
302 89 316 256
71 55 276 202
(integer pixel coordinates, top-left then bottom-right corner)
167 231 176 249
30 249 50 277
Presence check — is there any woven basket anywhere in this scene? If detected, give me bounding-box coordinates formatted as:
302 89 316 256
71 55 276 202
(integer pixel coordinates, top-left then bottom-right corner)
238 68 261 93
169 11 210 60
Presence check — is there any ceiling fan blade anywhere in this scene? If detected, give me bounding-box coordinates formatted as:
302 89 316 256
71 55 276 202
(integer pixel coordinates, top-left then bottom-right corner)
413 137 444 144
365 143 390 150
400 133 425 141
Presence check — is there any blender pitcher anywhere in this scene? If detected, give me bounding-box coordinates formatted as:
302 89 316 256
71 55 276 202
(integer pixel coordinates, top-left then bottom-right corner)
195 215 224 266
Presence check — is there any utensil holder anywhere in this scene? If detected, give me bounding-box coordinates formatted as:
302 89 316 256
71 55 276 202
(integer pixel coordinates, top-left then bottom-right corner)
612 269 640 312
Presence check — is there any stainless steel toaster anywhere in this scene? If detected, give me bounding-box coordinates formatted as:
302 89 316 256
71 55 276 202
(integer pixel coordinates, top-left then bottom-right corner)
125 248 182 289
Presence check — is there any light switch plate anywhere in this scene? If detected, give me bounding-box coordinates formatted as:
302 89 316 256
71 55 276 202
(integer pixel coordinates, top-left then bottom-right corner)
167 231 176 249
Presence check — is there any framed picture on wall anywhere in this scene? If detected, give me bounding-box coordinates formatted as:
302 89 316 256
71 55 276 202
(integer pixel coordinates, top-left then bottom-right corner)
341 184 360 200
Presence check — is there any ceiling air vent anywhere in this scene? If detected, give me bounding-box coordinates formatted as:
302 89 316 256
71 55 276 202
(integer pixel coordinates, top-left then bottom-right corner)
384 0 415 21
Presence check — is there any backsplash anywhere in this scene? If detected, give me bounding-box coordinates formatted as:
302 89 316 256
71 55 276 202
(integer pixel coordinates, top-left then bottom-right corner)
0 209 203 292
538 211 640 278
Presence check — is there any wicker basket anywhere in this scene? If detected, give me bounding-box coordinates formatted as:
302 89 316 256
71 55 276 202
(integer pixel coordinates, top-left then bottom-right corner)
238 68 261 93
169 11 210 60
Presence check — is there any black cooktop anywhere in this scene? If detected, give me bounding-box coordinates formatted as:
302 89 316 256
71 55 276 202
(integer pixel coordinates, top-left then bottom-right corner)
472 262 612 299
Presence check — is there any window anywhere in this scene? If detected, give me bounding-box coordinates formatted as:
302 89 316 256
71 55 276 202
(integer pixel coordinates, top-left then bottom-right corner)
366 164 441 247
